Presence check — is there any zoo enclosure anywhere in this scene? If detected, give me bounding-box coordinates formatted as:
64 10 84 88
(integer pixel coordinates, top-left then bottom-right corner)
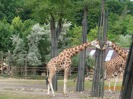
0 66 94 79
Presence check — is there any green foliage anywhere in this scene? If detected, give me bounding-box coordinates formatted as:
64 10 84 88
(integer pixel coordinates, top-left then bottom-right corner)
86 55 95 68
0 19 13 52
0 0 24 23
106 0 125 15
87 0 100 30
116 34 132 47
27 24 46 66
108 14 133 37
67 25 82 47
0 0 133 67
123 15 133 34
107 33 118 42
74 0 100 31
10 34 26 66
24 0 74 23
11 16 24 34
87 26 98 41
126 1 133 15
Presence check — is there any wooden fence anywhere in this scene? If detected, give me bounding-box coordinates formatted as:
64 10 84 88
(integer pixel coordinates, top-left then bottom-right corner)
0 66 93 79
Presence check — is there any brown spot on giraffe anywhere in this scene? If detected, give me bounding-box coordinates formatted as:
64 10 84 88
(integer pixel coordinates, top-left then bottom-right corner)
46 40 100 96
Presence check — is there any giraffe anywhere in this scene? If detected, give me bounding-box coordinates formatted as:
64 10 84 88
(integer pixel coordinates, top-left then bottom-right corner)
103 41 128 93
103 41 128 59
46 40 100 97
104 56 126 93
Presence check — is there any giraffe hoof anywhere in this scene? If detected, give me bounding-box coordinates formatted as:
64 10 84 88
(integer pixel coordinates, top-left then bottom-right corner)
64 94 68 97
47 94 51 97
108 90 112 94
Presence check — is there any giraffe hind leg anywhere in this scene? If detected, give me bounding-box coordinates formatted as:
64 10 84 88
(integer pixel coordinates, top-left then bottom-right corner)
48 71 56 96
47 82 50 96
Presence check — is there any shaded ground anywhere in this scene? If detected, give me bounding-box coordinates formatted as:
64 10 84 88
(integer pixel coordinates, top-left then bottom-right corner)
0 77 121 99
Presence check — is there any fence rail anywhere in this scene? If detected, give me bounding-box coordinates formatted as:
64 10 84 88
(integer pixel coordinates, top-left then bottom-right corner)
0 66 81 79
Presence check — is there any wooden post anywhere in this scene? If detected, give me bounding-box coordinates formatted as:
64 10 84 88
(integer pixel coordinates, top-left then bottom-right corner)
120 35 133 99
0 51 3 75
91 0 107 97
76 5 88 92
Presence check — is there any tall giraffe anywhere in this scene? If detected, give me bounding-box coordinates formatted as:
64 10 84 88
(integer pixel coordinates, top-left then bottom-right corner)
46 40 100 97
103 41 128 93
104 56 126 93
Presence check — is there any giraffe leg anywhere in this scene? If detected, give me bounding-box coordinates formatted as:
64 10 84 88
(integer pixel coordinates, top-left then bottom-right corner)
108 79 112 93
49 79 55 96
47 83 50 96
63 68 69 97
47 70 56 96
113 76 118 93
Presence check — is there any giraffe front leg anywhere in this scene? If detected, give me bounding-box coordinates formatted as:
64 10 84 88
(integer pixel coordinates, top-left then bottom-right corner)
108 79 112 94
63 69 69 97
113 76 118 94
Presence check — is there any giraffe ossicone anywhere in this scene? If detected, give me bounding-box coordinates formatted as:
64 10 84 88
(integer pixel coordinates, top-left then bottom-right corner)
46 40 101 97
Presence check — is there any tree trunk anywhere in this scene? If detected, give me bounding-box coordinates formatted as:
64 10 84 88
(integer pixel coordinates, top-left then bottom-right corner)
120 35 133 99
91 0 107 97
50 14 62 91
0 51 4 75
76 5 88 92
24 56 28 78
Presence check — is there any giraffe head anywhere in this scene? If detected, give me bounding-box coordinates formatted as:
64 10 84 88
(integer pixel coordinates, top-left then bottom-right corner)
102 40 112 50
91 40 101 49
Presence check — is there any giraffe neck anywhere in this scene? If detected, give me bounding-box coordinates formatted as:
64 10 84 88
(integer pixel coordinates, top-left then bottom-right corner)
111 42 128 60
69 42 90 57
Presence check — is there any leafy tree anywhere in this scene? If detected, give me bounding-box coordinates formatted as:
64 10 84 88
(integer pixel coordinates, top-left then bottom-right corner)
106 0 125 15
87 26 98 41
10 34 26 66
11 16 24 36
24 0 75 90
66 25 82 47
0 0 24 23
123 15 133 34
126 1 133 15
74 0 101 32
0 19 13 52
116 34 132 47
27 23 47 66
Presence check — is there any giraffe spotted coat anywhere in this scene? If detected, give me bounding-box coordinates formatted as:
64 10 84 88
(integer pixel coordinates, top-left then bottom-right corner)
46 40 100 96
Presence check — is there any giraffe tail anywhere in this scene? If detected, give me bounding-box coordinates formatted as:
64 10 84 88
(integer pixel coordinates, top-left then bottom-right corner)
46 66 49 86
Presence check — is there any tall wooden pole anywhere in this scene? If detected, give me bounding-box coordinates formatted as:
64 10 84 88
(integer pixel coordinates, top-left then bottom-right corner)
76 5 88 92
91 0 107 97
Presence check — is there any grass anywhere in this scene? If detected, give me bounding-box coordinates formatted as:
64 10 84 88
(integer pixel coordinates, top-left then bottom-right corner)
0 90 49 99
0 78 122 99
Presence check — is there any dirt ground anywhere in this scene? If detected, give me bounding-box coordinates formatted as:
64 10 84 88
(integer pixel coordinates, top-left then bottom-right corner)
0 77 121 99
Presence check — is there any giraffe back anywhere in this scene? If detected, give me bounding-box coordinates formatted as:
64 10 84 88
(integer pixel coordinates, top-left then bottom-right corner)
105 56 126 79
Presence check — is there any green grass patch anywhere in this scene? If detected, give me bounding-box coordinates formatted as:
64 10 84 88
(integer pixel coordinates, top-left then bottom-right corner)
0 90 49 99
